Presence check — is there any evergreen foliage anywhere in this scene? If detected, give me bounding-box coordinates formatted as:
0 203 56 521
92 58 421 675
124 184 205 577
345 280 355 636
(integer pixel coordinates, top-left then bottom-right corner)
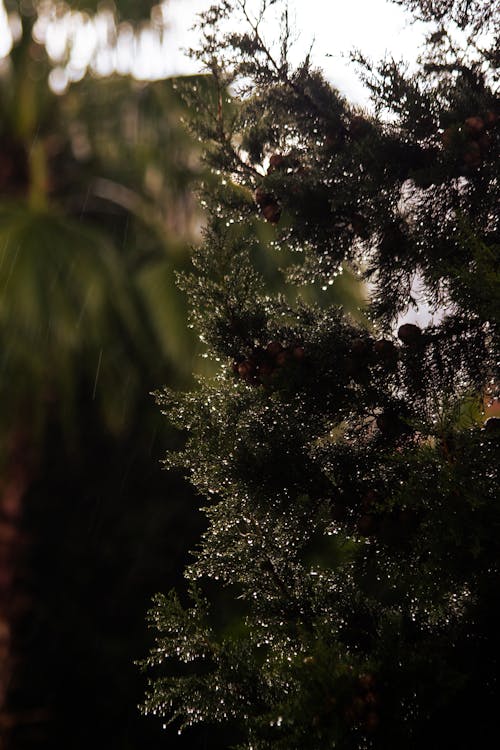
143 1 499 747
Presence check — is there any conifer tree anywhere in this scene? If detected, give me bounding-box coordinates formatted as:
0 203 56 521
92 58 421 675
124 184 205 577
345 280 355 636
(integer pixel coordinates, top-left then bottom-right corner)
143 1 499 747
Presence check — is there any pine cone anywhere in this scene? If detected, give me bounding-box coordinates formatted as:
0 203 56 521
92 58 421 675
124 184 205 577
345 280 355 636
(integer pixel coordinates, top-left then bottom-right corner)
397 323 422 346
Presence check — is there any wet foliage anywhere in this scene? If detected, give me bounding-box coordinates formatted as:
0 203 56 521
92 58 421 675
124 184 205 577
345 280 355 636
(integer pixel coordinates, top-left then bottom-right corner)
143 1 499 748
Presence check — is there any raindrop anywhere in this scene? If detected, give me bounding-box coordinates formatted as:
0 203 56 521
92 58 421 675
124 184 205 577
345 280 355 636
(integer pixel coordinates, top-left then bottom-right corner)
92 348 103 400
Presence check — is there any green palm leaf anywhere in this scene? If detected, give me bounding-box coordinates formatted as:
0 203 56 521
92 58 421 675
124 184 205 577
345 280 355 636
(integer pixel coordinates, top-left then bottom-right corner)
0 204 162 439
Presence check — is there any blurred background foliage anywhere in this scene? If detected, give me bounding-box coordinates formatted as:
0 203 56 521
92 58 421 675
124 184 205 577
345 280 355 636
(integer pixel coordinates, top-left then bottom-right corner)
0 1 365 748
0 2 210 749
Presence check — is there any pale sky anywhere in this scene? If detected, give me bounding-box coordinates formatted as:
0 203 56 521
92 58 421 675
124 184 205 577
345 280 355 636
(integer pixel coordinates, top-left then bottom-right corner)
164 0 427 105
